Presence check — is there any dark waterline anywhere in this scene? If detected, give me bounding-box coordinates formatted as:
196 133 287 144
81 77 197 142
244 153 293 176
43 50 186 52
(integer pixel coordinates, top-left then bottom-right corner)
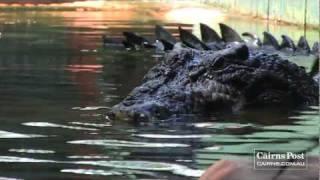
0 3 319 180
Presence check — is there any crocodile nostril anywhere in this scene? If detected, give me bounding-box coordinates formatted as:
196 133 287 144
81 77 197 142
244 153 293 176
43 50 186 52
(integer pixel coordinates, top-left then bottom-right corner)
106 111 115 120
132 111 148 122
124 102 171 121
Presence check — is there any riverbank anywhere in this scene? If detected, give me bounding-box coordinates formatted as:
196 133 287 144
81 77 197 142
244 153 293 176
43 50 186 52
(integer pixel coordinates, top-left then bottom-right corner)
203 0 320 29
0 0 318 31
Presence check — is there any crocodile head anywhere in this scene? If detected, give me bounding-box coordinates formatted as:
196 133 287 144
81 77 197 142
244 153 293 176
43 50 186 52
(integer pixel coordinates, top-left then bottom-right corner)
109 44 319 121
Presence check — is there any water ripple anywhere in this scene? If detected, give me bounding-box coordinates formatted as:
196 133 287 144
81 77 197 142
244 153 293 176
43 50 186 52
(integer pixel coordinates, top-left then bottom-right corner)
61 169 122 176
22 122 98 131
0 156 55 163
0 130 46 139
68 139 189 148
61 168 160 177
69 122 111 128
134 134 212 139
8 149 55 154
193 122 256 130
0 156 202 177
192 122 215 128
67 155 110 159
74 160 203 177
0 177 23 180
72 106 110 111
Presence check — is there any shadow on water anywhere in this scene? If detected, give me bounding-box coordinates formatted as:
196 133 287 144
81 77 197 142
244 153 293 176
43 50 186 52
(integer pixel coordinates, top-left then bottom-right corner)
0 1 318 179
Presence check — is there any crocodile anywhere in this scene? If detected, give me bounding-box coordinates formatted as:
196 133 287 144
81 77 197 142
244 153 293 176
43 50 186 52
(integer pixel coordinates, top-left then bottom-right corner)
107 24 319 121
103 23 319 56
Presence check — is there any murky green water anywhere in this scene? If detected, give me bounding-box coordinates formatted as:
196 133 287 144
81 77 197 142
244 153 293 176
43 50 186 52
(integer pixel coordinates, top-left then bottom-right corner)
0 2 319 179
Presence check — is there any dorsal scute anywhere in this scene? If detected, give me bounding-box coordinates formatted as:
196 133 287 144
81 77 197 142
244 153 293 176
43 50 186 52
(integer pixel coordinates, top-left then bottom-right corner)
297 36 310 52
155 25 177 45
312 42 320 54
263 32 280 50
280 35 296 50
200 23 222 43
179 26 211 50
219 23 243 43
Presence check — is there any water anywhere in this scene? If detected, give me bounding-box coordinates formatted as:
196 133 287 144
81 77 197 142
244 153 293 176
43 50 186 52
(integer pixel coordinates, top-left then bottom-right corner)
0 1 319 179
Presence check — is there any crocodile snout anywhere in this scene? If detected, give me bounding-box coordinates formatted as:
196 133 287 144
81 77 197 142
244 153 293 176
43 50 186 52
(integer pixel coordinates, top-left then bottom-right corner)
110 101 171 121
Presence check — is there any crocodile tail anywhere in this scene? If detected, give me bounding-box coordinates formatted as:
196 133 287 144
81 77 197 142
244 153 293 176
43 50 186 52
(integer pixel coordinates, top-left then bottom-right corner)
297 36 311 53
179 26 211 50
219 23 243 43
200 23 222 43
263 32 280 50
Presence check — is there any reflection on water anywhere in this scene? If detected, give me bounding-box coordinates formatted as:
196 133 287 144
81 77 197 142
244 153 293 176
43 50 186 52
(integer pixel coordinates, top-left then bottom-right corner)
0 2 319 179
165 7 225 24
23 122 99 131
0 131 46 138
8 149 55 154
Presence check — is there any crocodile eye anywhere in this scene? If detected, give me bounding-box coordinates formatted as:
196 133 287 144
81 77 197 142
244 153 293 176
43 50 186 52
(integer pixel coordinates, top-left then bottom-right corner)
226 44 233 48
